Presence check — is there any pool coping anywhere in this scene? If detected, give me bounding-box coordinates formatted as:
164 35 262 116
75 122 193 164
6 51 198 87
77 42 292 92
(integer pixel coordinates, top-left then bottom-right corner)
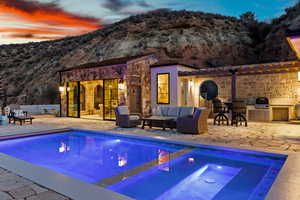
0 128 296 200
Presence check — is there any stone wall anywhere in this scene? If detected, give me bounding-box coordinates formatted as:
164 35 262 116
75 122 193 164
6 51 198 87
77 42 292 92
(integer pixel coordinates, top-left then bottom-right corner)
126 55 158 115
60 55 158 117
182 71 300 119
61 64 126 83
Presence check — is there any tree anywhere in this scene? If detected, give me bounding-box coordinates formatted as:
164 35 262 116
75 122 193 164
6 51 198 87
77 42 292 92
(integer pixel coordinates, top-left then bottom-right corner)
240 12 256 24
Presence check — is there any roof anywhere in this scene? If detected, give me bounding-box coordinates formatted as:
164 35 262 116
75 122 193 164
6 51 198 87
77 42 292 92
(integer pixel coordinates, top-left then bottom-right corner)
286 27 300 37
150 60 198 69
179 61 300 77
59 54 153 72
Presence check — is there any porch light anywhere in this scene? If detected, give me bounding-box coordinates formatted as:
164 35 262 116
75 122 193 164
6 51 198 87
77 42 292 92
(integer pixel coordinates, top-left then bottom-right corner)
59 86 65 92
118 80 125 90
189 80 194 88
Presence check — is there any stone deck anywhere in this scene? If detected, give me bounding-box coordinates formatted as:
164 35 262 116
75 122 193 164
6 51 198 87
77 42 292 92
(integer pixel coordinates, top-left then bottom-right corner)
0 117 300 199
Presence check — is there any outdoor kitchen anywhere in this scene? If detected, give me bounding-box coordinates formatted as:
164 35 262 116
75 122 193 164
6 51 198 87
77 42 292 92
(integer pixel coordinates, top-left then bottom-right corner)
178 61 300 122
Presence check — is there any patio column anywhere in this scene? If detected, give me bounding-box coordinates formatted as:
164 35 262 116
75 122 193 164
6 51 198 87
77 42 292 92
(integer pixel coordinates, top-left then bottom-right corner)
229 69 238 101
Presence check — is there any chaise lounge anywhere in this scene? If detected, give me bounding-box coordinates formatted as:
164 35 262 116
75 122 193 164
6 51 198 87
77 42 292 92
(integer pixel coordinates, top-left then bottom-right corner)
8 110 34 125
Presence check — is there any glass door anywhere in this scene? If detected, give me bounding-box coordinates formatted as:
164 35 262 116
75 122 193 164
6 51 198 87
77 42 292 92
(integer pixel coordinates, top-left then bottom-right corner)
67 82 79 117
104 79 119 120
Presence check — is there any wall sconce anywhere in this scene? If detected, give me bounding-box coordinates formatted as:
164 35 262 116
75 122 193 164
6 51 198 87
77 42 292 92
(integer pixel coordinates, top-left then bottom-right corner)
189 80 194 88
59 86 65 92
118 79 125 90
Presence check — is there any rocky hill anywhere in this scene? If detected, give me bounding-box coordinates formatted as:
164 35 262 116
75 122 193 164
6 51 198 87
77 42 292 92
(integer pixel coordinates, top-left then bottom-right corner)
259 2 300 62
0 6 299 105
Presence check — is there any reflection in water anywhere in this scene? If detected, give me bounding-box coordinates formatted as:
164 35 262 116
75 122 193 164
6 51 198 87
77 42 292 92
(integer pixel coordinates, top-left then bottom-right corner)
158 149 170 172
118 153 128 167
188 157 195 163
59 142 70 153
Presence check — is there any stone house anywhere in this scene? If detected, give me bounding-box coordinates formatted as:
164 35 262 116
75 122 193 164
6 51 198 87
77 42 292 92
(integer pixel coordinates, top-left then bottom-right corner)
59 31 300 121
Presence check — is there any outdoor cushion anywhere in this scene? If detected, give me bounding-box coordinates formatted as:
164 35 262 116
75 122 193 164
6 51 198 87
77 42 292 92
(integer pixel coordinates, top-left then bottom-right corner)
167 107 180 117
152 107 162 116
160 107 169 116
129 115 140 121
179 107 194 117
118 106 129 115
13 110 25 117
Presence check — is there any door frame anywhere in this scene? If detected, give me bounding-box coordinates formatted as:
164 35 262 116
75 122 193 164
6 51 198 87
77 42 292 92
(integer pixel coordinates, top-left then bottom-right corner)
66 81 80 118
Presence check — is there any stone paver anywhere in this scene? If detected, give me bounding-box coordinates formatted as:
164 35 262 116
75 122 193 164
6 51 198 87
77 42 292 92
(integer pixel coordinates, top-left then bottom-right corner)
0 117 299 199
26 191 69 200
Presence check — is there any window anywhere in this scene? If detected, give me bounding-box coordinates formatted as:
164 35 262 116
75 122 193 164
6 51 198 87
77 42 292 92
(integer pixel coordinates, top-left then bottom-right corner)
157 73 170 104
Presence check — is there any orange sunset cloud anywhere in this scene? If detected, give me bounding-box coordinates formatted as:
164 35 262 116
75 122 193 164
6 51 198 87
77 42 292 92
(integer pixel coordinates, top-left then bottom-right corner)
0 0 102 41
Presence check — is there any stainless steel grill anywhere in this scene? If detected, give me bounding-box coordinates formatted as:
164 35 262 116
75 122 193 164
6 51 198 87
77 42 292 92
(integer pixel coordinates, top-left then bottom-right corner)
255 97 270 109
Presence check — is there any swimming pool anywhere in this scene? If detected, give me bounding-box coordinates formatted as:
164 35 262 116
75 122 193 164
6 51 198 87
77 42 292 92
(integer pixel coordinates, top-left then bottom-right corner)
0 129 286 200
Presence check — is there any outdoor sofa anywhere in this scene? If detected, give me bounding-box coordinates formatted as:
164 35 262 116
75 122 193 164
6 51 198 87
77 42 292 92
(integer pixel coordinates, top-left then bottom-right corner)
150 106 209 134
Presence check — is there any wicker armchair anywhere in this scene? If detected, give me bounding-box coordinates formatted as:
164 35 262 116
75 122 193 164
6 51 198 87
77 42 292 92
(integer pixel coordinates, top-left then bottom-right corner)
115 106 141 128
177 108 209 134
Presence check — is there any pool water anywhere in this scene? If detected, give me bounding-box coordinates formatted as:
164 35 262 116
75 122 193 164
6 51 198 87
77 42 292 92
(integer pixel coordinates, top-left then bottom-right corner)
0 130 286 200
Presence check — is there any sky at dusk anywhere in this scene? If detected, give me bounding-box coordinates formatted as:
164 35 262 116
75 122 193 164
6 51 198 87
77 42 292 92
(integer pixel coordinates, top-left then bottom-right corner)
0 0 298 44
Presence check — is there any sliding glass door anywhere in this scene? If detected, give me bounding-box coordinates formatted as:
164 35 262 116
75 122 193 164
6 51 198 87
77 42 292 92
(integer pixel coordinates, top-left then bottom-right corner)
67 82 79 117
67 79 119 120
104 79 119 120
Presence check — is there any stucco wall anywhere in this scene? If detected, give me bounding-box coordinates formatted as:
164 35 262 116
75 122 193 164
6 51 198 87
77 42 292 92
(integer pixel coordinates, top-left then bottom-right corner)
180 71 300 119
151 65 197 109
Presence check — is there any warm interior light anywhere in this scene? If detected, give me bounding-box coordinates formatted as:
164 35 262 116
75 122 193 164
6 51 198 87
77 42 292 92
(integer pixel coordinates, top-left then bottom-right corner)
298 71 300 82
118 83 125 90
287 36 300 59
59 86 65 92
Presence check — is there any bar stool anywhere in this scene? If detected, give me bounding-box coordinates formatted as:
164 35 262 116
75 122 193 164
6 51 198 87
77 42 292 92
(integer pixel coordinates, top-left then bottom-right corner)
231 99 247 127
212 98 229 125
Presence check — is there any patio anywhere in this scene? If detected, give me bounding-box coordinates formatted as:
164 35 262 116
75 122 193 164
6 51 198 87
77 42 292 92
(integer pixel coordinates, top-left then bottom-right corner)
0 117 300 199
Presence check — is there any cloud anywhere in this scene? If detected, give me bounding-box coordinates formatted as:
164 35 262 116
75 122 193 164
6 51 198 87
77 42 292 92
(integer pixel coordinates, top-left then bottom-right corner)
102 0 153 12
4 33 63 40
0 0 102 41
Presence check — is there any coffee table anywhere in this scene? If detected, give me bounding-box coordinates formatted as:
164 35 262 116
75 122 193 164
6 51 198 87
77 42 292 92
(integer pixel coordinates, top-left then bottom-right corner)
141 117 175 131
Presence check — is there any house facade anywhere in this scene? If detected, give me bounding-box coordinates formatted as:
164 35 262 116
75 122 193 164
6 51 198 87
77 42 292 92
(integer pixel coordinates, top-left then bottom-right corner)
59 31 300 121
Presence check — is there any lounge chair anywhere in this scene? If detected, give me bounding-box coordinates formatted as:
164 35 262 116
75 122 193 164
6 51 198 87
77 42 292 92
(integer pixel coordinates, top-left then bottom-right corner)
115 106 141 128
177 108 209 134
8 110 34 125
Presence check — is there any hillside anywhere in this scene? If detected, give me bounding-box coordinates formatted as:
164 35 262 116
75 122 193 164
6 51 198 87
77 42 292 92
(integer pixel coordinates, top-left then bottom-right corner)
0 7 299 105
259 2 300 62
